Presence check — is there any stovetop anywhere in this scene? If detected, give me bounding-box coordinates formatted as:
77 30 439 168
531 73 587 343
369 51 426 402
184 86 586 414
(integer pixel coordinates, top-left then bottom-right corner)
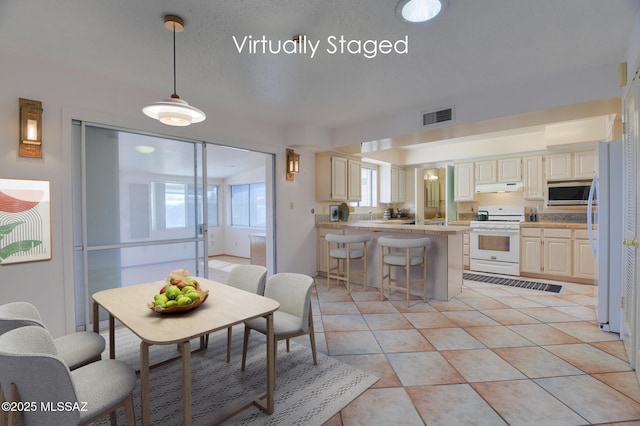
471 206 525 228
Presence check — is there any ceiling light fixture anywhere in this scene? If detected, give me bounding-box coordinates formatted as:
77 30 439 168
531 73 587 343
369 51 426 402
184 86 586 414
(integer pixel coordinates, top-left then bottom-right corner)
143 15 206 126
396 0 448 23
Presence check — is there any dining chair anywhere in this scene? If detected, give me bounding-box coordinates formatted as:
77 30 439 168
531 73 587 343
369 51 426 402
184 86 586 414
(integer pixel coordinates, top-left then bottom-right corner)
216 264 268 361
0 325 136 426
378 236 432 307
0 301 105 370
241 272 317 371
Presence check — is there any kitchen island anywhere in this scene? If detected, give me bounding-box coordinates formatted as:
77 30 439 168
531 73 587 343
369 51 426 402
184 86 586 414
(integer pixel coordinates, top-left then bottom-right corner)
316 221 469 301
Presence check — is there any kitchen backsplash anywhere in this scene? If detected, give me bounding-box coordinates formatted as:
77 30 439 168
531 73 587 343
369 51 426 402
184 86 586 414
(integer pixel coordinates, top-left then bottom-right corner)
458 212 588 223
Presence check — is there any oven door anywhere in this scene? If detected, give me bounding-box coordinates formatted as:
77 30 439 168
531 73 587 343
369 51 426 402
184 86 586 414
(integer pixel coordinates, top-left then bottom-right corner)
470 228 520 264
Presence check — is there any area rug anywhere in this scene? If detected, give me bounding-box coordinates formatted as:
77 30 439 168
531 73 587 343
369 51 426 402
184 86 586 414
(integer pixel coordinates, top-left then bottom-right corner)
94 326 378 425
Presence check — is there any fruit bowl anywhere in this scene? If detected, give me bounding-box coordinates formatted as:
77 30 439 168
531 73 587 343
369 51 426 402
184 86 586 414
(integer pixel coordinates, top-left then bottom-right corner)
148 271 209 314
148 287 209 314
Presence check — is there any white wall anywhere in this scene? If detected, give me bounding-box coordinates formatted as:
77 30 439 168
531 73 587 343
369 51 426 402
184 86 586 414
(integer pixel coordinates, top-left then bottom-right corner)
0 51 317 337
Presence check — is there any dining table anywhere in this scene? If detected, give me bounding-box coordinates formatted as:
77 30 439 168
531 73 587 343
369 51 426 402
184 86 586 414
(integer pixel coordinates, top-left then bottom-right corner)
92 277 280 426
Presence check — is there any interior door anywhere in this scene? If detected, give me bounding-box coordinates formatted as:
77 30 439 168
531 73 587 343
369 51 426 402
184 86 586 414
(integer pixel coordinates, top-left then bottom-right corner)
622 64 640 372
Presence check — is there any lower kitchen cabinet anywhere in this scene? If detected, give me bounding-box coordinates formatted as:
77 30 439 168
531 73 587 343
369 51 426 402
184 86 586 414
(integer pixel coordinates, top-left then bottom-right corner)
573 229 596 280
520 226 595 284
463 230 470 269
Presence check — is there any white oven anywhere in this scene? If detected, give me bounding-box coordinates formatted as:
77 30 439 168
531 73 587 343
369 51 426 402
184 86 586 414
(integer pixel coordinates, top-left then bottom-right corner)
470 206 524 276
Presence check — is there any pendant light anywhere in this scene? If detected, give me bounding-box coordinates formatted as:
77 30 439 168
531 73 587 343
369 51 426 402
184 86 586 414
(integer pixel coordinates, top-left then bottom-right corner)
143 15 206 126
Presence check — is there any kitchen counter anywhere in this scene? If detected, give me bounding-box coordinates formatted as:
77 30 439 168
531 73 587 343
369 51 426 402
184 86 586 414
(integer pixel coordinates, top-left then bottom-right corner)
520 222 591 229
317 222 467 301
317 221 469 235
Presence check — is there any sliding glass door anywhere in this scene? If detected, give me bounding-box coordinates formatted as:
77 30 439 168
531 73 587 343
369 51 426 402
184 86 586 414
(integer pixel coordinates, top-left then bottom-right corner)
73 123 207 327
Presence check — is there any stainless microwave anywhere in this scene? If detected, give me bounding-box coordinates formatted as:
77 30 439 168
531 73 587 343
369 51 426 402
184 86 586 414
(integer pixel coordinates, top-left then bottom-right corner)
547 180 594 206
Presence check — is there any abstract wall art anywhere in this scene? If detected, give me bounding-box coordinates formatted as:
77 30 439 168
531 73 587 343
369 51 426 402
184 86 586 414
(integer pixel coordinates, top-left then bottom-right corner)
0 178 51 264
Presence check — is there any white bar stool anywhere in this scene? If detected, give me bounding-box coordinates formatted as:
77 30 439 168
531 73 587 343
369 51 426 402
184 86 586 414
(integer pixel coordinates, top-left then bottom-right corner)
326 233 370 293
378 236 431 307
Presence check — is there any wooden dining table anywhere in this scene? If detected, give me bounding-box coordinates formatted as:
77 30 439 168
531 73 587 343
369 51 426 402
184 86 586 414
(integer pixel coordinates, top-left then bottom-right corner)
92 277 280 426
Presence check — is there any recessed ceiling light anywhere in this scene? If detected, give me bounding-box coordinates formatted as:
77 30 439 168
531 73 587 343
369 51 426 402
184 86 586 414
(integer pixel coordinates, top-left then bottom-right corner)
396 0 448 23
136 145 155 154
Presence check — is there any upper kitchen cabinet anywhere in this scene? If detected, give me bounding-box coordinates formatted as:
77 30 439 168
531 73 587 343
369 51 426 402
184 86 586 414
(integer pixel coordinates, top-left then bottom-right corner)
475 160 496 184
316 152 362 202
379 164 406 204
454 162 475 201
475 157 521 184
545 150 596 181
573 150 598 179
522 155 545 200
498 157 522 182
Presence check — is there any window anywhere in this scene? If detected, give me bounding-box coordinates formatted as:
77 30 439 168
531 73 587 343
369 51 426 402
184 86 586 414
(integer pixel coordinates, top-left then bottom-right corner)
152 182 218 229
351 167 377 207
231 182 265 227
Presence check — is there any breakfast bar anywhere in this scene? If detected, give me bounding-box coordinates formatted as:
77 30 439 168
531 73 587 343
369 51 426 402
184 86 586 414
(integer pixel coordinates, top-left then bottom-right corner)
317 221 469 301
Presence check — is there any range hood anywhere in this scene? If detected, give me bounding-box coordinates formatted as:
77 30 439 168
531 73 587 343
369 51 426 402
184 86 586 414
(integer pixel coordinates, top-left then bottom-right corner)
475 182 523 193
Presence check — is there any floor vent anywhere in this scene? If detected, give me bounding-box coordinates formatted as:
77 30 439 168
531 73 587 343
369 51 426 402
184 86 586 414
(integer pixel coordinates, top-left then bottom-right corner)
463 273 563 294
422 107 453 127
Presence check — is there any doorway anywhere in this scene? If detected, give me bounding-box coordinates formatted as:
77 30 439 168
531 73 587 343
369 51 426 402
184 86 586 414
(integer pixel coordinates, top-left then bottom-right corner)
71 122 274 329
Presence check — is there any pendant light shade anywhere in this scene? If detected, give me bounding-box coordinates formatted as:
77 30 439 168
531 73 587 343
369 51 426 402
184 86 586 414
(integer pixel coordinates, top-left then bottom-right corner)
143 15 206 126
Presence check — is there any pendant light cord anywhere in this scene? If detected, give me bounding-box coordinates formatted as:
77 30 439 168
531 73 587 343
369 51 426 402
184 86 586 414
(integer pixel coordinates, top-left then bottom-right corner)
172 21 177 97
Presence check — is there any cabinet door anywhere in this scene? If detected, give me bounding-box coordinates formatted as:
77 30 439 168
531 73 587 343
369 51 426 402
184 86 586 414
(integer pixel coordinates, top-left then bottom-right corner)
331 156 348 201
390 167 400 202
348 160 362 201
573 238 596 279
498 157 522 182
545 153 573 180
463 231 470 269
523 155 545 200
475 160 497 184
574 150 597 179
521 236 542 273
544 237 572 276
398 168 406 203
454 163 475 201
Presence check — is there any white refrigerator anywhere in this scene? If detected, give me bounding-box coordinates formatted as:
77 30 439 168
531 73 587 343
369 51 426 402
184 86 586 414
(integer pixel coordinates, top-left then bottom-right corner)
588 141 623 333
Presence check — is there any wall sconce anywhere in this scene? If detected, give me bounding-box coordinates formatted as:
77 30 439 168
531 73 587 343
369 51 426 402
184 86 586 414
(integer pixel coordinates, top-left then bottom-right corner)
286 149 300 181
19 98 43 158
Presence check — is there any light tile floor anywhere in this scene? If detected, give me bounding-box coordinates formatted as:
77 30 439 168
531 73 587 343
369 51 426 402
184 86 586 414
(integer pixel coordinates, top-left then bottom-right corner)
292 275 640 426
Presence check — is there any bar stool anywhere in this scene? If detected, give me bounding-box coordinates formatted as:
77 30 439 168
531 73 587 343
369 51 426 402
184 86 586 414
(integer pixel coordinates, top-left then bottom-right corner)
378 236 431 307
326 233 370 293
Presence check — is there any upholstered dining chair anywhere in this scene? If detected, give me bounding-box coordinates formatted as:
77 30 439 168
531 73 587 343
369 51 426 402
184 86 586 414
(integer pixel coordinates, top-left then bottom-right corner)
0 325 136 426
216 264 268 361
0 301 105 370
241 272 317 371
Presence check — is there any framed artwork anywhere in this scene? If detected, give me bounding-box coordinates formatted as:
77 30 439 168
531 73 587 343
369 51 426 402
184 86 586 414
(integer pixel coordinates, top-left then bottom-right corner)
0 178 51 265
330 205 339 222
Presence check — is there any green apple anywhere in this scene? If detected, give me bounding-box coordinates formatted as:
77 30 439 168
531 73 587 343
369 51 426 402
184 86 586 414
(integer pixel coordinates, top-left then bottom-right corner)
165 285 181 300
154 293 169 304
176 296 193 306
186 292 200 301
181 285 196 294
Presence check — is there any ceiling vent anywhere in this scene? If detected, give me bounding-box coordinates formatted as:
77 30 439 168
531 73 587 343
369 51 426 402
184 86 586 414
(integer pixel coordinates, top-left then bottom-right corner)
422 107 454 127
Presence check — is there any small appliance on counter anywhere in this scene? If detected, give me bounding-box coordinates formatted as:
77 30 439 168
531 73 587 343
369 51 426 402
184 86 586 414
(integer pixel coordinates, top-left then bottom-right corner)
383 208 393 220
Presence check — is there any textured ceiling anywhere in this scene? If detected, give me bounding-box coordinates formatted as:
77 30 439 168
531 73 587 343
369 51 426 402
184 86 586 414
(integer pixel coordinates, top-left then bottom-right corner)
1 0 638 133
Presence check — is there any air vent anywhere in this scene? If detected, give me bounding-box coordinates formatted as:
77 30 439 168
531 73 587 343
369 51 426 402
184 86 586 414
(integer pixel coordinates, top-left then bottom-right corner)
422 107 453 127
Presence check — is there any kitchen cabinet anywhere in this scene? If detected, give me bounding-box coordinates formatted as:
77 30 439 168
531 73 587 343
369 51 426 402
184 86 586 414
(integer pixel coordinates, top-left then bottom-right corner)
316 152 361 202
475 160 497 184
573 229 596 280
544 229 572 277
380 165 406 203
574 150 598 179
523 155 545 200
463 230 470 269
249 233 266 267
454 162 475 201
545 150 596 181
520 228 571 278
498 157 522 182
317 227 343 274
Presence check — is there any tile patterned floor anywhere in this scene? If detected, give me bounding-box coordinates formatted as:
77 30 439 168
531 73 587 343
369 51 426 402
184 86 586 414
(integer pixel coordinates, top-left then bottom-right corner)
291 275 640 426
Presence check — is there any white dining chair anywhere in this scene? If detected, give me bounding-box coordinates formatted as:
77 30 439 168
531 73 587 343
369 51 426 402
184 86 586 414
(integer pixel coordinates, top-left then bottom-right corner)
241 273 317 371
0 325 136 426
0 301 105 370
